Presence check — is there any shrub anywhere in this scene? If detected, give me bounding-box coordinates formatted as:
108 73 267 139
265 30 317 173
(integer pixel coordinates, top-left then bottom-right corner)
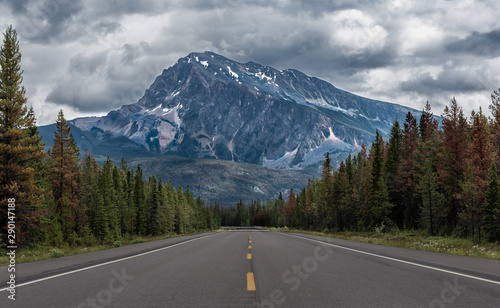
50 248 64 258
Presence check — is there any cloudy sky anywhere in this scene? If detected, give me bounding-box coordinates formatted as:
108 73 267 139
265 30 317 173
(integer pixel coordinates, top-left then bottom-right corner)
1 0 499 125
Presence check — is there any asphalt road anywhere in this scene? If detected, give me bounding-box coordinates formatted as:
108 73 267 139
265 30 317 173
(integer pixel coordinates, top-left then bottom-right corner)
1 230 499 307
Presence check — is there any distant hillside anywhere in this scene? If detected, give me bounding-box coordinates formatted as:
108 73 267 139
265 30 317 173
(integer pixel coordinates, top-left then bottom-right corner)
129 156 319 206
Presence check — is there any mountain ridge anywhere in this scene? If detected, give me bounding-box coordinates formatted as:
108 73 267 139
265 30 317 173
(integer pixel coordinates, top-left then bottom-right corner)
45 51 421 170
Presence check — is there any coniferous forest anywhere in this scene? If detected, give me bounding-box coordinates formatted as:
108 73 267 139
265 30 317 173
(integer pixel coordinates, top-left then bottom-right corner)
1 25 500 253
0 26 219 249
221 98 500 243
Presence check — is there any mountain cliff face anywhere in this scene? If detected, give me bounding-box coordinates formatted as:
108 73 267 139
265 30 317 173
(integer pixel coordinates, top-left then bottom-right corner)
62 51 418 169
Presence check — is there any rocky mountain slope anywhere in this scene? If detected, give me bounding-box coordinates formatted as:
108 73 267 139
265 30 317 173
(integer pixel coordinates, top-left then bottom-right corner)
42 51 419 169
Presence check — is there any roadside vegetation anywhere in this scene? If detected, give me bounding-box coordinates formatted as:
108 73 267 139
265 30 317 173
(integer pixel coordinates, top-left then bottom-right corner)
272 228 500 261
0 230 212 266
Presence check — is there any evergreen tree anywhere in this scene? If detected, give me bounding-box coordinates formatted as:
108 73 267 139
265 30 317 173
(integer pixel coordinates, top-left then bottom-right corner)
146 176 161 235
398 111 420 228
483 162 500 242
285 188 296 226
439 98 468 233
461 109 491 239
0 25 45 246
417 158 444 236
99 157 120 239
133 165 146 235
320 152 333 229
385 119 403 225
48 110 81 242
81 151 99 241
490 89 500 171
419 101 439 141
458 162 481 239
366 131 393 228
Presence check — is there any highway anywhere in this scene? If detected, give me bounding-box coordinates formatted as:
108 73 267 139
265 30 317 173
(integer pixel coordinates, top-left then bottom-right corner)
1 230 499 307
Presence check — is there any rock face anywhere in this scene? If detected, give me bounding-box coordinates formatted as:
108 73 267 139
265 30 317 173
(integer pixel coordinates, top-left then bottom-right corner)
53 51 420 169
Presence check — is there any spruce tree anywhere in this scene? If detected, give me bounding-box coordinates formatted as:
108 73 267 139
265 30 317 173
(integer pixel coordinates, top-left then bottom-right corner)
367 131 393 228
385 120 403 225
398 111 419 228
417 158 443 236
146 176 161 235
483 162 500 242
48 110 81 241
0 25 45 246
133 164 146 235
439 98 468 234
490 89 500 171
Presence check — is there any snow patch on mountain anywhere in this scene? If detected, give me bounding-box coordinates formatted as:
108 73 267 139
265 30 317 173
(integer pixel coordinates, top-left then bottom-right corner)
227 66 239 79
263 146 299 169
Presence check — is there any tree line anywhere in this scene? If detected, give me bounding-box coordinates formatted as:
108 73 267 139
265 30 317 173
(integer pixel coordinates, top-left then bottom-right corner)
221 98 500 243
0 26 220 248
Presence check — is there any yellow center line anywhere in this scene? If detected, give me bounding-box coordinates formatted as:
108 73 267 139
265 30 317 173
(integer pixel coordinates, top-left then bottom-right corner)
247 272 256 291
249 240 252 243
247 253 252 259
248 245 252 249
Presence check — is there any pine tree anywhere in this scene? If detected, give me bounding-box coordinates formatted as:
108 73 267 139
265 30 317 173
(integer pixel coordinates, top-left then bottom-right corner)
320 152 333 229
98 157 120 240
146 176 161 235
0 25 45 247
398 111 419 228
81 151 99 241
133 164 146 235
385 119 403 225
417 158 444 236
48 110 81 242
370 130 384 190
285 188 296 226
164 180 177 234
490 89 500 171
419 101 439 142
176 186 187 233
439 98 468 233
122 169 136 235
458 162 481 239
483 162 500 242
366 131 393 228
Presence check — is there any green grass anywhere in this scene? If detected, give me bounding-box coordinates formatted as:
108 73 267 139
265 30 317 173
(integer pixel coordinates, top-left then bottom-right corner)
0 230 211 267
274 228 500 261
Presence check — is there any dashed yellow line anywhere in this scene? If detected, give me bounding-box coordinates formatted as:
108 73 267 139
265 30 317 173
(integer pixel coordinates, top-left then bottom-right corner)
248 245 252 249
249 240 252 243
247 253 252 259
247 272 256 291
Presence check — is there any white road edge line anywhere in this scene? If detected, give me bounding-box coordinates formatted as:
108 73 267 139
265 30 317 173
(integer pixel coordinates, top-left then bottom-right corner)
281 233 500 286
0 233 220 292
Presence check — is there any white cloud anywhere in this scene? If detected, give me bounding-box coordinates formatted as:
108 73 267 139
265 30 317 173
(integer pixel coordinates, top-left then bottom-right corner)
328 10 388 56
398 17 444 56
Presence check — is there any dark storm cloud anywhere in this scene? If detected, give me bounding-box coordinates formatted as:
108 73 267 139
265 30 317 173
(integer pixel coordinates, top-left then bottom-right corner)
1 0 498 124
46 42 162 112
4 0 31 13
9 0 84 43
400 68 488 94
447 30 500 57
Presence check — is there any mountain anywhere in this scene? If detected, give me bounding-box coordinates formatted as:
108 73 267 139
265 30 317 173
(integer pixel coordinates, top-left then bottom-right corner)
42 51 420 168
39 51 422 204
